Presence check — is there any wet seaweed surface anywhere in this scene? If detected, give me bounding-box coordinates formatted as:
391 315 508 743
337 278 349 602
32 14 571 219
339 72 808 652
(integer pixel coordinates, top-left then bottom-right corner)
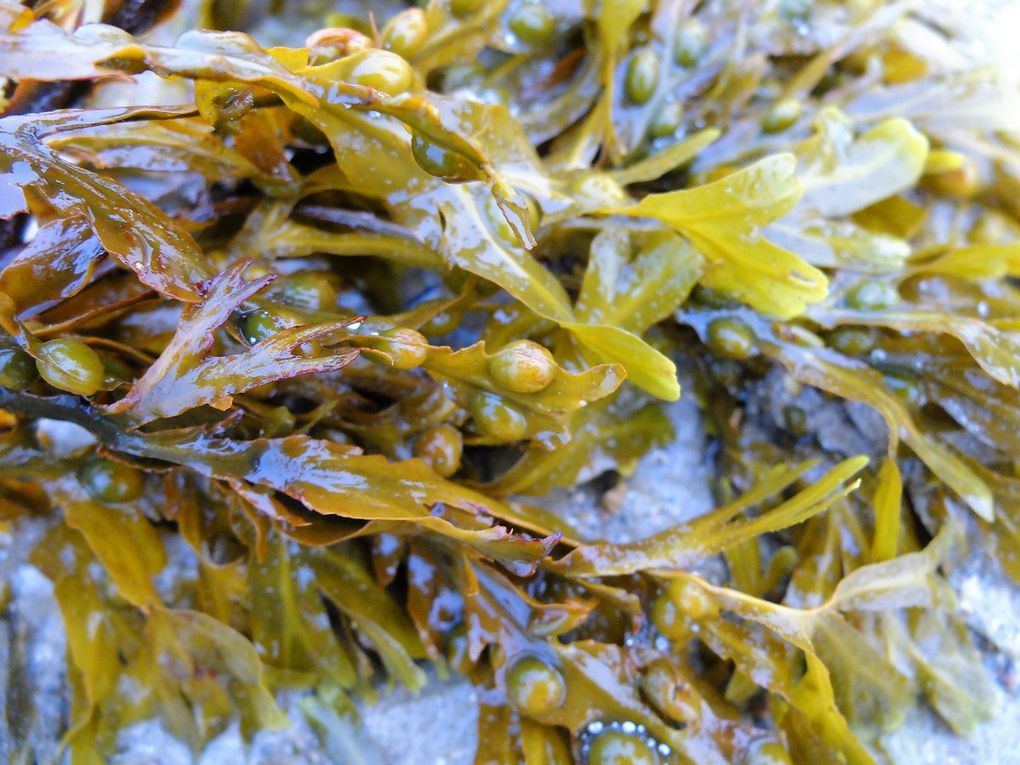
1 1 1020 763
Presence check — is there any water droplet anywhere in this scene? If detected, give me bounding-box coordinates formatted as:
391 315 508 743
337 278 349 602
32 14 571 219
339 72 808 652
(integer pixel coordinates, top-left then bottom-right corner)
21 217 39 243
621 721 636 734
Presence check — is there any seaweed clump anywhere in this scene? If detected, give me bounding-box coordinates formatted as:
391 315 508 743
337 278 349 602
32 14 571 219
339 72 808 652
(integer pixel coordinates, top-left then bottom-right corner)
0 0 1018 762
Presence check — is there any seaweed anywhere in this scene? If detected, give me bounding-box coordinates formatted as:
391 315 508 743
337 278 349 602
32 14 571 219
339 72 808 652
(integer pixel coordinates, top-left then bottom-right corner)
1 1 1017 763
